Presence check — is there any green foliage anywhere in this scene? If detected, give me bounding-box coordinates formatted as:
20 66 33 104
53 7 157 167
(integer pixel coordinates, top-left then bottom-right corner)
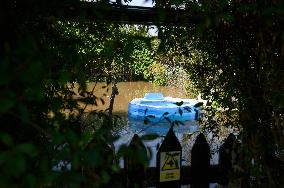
1 0 283 187
129 39 155 78
147 62 168 85
155 0 284 186
0 1 129 187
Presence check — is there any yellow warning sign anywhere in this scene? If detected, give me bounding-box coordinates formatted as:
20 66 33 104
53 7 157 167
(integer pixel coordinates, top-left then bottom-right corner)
160 171 180 181
160 151 181 182
162 152 179 170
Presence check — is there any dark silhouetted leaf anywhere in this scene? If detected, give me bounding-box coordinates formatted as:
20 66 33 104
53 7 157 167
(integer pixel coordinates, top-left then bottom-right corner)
100 98 105 105
175 120 184 126
1 133 13 146
141 134 159 141
116 144 128 158
183 106 192 112
178 108 183 116
174 101 184 106
144 118 149 124
144 108 148 115
163 112 169 116
147 115 155 118
194 102 204 108
164 117 171 123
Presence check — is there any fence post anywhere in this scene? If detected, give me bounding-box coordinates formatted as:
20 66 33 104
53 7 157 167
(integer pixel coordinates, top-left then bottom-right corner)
191 133 210 188
124 134 147 188
219 133 238 185
157 127 182 188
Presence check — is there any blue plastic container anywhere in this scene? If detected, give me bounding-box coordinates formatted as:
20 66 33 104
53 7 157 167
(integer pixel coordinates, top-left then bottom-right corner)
128 93 200 123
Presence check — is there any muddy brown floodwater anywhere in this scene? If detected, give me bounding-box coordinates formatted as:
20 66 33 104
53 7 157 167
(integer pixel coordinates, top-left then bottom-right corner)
74 81 190 116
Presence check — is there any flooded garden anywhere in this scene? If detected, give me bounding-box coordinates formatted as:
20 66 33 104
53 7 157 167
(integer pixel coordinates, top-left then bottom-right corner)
4 1 283 186
74 81 234 169
75 81 190 116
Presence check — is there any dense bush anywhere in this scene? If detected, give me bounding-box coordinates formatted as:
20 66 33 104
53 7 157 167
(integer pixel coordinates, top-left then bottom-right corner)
155 0 284 186
0 1 140 187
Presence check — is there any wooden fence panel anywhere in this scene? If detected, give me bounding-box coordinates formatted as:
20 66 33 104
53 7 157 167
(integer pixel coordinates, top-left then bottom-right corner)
191 133 211 188
124 134 147 188
219 133 238 185
122 130 238 187
157 127 182 188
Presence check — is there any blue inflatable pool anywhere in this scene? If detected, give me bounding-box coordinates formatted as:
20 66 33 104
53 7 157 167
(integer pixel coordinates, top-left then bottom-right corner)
128 93 201 123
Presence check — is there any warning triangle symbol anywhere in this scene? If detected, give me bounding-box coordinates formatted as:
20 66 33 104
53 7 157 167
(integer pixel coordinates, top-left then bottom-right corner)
162 153 179 171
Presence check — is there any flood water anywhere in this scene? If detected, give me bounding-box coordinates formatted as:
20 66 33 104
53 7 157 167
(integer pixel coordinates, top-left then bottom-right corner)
77 81 227 188
76 81 200 136
76 81 191 116
78 81 206 162
75 81 228 170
